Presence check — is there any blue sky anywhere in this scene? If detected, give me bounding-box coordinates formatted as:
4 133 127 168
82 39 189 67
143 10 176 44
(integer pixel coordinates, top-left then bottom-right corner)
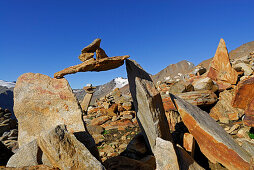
1 0 254 88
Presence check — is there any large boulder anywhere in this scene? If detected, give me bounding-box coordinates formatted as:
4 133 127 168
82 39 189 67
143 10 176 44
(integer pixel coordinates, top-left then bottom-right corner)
126 59 172 153
207 38 238 85
37 125 104 170
172 94 251 170
14 73 84 147
232 76 254 126
7 140 44 168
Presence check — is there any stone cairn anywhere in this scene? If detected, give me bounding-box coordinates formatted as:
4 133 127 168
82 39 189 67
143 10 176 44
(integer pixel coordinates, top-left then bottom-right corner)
2 38 254 169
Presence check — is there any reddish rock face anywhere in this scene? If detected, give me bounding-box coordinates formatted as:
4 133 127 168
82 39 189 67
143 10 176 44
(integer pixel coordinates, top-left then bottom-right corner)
244 99 254 127
101 119 134 130
172 95 251 170
232 76 254 109
232 76 254 126
207 39 238 85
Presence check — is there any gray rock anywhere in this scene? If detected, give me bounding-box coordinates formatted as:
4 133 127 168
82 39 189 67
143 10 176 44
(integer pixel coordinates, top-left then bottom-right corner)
7 140 40 167
126 59 172 153
154 137 180 170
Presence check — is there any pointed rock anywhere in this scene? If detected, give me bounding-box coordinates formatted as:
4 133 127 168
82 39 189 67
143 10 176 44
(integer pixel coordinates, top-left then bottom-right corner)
81 38 101 53
207 38 238 84
171 94 251 169
37 125 104 170
14 73 84 147
54 55 129 78
126 59 172 153
154 137 180 170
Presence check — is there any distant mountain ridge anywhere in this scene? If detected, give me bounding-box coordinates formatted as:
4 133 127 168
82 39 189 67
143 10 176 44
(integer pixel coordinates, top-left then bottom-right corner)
152 60 195 83
0 80 15 115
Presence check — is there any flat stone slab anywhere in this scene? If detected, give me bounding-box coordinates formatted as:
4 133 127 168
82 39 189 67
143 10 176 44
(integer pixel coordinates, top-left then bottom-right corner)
54 55 129 78
126 59 171 153
171 94 251 170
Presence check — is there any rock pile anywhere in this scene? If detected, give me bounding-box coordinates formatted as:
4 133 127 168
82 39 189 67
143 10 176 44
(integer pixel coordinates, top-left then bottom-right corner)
2 38 254 169
0 107 18 152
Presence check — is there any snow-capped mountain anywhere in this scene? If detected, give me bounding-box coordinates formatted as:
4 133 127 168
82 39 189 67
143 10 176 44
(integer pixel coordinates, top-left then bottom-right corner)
113 77 128 89
0 80 15 88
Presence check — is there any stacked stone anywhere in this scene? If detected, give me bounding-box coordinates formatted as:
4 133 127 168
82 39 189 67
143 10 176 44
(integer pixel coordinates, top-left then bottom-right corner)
0 107 18 152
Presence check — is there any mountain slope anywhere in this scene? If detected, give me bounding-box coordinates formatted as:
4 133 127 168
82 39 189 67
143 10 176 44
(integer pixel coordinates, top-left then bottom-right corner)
152 60 195 83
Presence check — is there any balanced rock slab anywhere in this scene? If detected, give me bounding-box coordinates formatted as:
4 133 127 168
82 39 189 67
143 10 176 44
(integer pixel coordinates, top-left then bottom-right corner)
14 73 84 147
54 55 129 78
126 59 172 153
172 95 251 169
207 38 238 84
81 38 101 53
38 125 104 170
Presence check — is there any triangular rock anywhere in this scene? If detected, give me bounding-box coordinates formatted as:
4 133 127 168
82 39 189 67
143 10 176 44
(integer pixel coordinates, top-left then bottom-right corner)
207 38 238 84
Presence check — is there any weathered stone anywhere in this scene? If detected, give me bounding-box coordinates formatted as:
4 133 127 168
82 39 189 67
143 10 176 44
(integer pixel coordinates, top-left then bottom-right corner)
139 155 156 170
234 63 253 76
242 140 254 157
81 38 101 53
232 76 254 109
37 125 104 170
172 94 251 169
207 38 238 84
96 48 108 60
244 99 254 127
14 73 84 147
78 53 94 62
216 80 232 91
168 80 194 94
7 140 47 168
192 77 214 91
54 55 129 78
154 137 180 170
183 133 195 154
101 119 134 130
210 90 244 122
175 144 204 170
91 116 110 126
1 165 58 170
81 93 93 112
122 102 132 111
103 156 154 170
126 59 172 153
175 90 217 106
86 125 104 135
232 76 254 126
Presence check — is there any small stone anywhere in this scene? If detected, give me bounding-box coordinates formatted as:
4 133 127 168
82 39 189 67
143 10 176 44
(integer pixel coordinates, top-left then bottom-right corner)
78 53 94 62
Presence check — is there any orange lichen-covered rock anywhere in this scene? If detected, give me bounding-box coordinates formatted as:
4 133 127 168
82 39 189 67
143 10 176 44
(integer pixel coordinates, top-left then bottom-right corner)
207 38 238 85
14 73 84 147
232 76 254 109
172 95 251 170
